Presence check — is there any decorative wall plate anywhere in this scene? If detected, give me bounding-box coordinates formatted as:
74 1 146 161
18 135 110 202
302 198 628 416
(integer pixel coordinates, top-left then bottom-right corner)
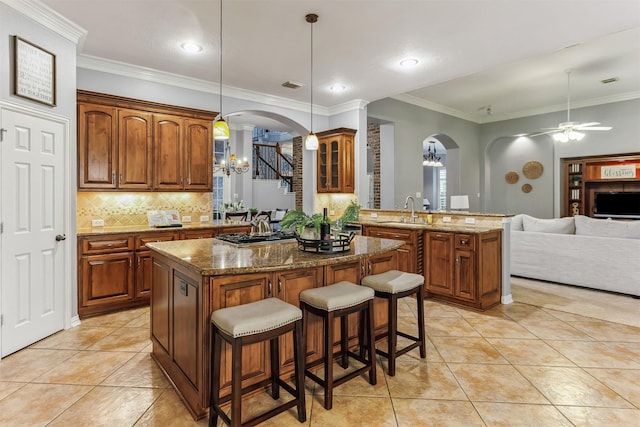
505 171 519 184
522 183 533 193
523 161 543 179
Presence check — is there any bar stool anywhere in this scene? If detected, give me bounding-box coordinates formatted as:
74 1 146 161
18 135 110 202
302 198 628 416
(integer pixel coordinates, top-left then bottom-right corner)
361 270 426 376
299 281 376 410
209 298 306 427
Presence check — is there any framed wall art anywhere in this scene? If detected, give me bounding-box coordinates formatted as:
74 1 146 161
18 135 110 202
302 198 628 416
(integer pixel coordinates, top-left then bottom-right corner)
12 36 56 106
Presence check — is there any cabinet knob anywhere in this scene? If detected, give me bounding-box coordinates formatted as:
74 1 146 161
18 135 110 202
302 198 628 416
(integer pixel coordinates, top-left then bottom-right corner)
278 278 282 293
268 279 272 296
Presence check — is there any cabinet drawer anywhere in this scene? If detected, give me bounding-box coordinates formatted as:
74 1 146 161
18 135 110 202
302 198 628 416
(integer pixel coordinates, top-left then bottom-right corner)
135 232 179 250
455 234 475 251
365 227 414 244
81 236 134 254
180 229 215 240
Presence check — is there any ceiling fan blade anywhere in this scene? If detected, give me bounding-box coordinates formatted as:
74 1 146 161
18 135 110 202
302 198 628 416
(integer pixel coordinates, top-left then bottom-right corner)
528 130 560 137
578 126 612 131
574 122 600 128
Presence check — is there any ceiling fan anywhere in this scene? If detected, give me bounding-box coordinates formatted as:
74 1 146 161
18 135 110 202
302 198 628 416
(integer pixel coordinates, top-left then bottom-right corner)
529 69 612 142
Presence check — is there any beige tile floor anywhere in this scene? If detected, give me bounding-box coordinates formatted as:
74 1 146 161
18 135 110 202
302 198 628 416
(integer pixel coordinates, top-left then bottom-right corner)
1 280 639 426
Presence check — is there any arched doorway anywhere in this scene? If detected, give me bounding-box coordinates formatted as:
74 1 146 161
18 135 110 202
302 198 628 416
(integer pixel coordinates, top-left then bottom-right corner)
422 134 459 211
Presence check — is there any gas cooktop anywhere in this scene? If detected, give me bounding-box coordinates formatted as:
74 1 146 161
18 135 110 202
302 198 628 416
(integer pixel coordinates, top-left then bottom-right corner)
215 231 296 245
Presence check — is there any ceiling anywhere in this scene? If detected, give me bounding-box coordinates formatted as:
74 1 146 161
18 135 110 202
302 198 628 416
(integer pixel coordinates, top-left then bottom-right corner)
41 0 640 129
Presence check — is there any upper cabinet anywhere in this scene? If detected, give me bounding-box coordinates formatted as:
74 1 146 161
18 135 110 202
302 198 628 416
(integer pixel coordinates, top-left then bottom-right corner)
316 128 356 193
77 91 215 192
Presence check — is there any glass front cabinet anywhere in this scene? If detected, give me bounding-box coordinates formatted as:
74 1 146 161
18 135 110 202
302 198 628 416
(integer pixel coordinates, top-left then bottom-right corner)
316 128 356 193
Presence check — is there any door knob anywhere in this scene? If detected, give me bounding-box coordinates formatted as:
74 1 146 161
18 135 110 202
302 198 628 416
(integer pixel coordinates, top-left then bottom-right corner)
55 234 66 241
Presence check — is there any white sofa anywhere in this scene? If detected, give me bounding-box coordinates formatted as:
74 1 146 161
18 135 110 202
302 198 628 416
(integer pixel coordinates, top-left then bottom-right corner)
510 214 640 296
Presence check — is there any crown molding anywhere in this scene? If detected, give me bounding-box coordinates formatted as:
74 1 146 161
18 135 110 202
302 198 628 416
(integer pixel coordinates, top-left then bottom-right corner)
393 89 640 125
2 0 86 44
328 99 369 116
77 54 331 116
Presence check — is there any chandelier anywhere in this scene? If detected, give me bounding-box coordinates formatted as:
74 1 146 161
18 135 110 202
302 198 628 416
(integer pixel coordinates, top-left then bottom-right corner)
213 138 249 176
423 142 443 167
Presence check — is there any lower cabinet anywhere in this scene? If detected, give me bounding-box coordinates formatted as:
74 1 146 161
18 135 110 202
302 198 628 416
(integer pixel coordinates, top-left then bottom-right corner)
78 226 250 318
363 226 423 273
424 230 502 310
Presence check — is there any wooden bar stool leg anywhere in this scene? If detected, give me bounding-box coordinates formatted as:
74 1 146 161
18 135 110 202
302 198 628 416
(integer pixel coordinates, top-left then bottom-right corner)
324 311 335 410
231 339 243 427
293 319 306 422
270 336 280 399
366 300 377 385
209 328 222 427
387 294 398 376
417 286 426 358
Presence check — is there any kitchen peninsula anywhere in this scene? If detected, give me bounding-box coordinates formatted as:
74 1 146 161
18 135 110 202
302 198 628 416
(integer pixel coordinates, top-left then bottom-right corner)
146 235 403 419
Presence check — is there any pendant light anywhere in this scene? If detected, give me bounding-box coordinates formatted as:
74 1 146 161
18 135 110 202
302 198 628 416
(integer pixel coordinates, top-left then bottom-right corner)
304 13 319 150
213 0 229 140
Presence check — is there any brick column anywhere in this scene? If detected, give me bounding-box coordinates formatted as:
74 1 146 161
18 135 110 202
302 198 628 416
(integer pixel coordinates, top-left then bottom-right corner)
367 123 381 209
292 135 303 210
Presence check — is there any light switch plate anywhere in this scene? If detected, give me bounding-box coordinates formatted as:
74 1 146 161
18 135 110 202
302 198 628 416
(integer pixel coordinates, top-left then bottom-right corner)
92 219 105 227
442 216 452 223
200 215 209 222
370 212 378 218
465 217 476 224
182 216 191 223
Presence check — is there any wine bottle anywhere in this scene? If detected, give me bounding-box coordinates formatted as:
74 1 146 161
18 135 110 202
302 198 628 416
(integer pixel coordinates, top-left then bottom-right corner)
320 208 331 241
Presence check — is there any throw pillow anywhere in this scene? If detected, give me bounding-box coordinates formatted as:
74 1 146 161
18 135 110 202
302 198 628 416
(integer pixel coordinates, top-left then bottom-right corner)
574 215 640 239
522 215 575 234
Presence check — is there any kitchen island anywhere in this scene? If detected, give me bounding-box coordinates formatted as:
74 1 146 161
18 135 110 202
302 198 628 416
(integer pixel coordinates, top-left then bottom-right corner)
146 235 403 419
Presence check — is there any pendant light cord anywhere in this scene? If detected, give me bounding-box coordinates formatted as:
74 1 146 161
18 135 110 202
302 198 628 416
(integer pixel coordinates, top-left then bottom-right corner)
219 0 223 117
309 15 314 133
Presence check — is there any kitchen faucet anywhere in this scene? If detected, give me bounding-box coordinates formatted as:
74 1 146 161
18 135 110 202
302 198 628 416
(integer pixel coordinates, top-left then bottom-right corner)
404 196 418 223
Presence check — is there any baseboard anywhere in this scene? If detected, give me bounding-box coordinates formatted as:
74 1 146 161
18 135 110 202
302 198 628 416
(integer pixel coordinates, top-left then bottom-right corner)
69 315 81 328
501 294 513 304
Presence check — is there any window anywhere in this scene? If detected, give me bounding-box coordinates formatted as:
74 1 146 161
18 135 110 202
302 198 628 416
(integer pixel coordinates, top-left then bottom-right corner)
438 168 447 210
212 176 224 219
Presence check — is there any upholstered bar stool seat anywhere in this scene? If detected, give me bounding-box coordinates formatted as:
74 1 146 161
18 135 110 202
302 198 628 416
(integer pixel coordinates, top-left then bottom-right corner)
361 270 426 376
209 298 306 427
299 281 376 410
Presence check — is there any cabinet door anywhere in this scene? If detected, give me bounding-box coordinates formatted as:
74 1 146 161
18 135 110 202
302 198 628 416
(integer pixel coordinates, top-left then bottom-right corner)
364 226 417 273
454 250 476 301
317 139 330 192
425 232 454 296
341 134 355 193
80 252 134 309
154 114 184 190
212 273 271 391
78 103 117 189
275 268 323 369
135 252 153 299
172 271 201 389
184 119 212 191
118 109 153 189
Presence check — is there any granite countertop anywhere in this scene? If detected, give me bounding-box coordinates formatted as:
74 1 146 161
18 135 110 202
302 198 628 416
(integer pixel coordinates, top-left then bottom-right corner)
146 235 404 276
356 219 502 233
77 220 250 236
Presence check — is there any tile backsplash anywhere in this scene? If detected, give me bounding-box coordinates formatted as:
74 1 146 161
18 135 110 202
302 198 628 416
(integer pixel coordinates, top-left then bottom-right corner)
77 192 213 228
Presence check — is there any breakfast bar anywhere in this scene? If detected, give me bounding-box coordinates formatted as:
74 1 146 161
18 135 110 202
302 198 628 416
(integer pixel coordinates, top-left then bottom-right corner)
146 235 403 419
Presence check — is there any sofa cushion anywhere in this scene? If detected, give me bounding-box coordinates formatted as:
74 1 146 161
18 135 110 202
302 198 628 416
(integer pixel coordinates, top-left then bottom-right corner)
522 215 575 234
510 214 524 231
574 215 640 239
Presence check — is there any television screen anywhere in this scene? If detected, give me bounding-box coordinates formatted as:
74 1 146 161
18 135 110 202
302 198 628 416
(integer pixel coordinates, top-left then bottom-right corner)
594 192 640 219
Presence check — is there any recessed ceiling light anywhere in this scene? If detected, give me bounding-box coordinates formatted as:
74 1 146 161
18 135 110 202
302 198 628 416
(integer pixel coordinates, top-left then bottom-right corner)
399 58 419 67
329 84 346 93
181 42 202 53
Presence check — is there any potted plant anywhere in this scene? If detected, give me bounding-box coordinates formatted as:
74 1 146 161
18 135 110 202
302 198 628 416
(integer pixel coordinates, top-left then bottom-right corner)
338 200 361 229
280 210 331 239
248 207 258 220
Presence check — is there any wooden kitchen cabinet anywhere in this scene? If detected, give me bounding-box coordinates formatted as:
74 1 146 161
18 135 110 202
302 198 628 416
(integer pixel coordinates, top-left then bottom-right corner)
135 232 179 299
78 235 135 317
424 230 501 310
363 225 423 274
316 128 356 193
77 90 216 192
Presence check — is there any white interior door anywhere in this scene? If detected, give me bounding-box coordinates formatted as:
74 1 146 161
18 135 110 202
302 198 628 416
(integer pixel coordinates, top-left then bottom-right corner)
1 105 66 357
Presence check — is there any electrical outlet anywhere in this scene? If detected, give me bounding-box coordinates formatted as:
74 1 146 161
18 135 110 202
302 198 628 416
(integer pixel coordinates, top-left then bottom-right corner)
415 191 421 198
329 210 335 215
465 217 476 224
370 212 378 218
442 216 452 223
200 215 209 222
182 216 191 223
92 219 105 227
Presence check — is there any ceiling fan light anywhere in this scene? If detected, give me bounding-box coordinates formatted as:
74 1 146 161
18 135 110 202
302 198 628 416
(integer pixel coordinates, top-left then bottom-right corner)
553 132 568 143
214 118 230 140
305 132 319 150
569 131 585 141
